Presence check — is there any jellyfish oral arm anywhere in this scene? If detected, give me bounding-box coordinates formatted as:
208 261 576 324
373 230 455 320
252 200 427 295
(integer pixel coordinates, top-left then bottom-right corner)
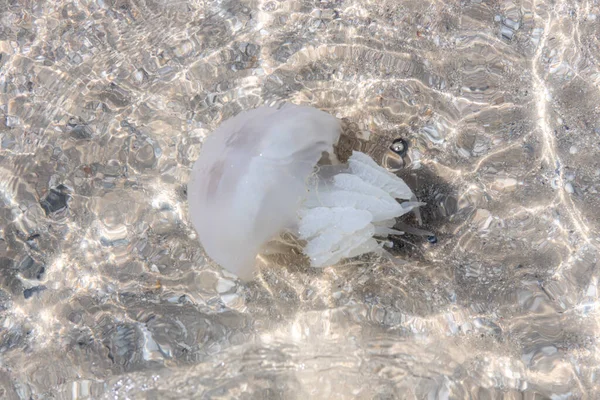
297 151 422 268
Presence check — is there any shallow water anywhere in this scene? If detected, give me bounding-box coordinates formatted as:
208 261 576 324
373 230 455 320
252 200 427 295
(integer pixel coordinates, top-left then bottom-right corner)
1 0 600 398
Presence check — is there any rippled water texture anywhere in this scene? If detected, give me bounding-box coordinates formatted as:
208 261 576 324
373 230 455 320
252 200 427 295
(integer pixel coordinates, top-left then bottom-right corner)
1 0 600 398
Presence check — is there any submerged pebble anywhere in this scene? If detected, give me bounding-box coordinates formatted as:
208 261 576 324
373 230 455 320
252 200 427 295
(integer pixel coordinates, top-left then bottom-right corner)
569 146 578 154
40 185 71 216
390 138 409 156
23 285 46 299
564 182 574 194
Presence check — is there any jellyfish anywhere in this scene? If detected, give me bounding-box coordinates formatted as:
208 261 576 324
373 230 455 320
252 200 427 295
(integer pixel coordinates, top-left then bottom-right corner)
187 103 424 280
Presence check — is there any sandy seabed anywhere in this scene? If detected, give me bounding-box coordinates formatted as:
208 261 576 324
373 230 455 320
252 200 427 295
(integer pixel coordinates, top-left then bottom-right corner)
1 0 600 398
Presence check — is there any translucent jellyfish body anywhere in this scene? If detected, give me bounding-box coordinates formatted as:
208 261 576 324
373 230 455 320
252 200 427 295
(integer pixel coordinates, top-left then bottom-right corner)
187 104 422 280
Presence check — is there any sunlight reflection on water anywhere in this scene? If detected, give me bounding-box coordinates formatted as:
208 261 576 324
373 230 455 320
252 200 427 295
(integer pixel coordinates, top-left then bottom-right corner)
1 0 600 398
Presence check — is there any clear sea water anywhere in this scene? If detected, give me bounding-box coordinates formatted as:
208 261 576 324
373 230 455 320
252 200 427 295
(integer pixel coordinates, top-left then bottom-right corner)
1 0 599 398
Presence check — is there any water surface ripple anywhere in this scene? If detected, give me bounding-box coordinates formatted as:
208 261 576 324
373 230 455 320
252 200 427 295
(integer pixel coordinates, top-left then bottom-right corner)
1 0 599 398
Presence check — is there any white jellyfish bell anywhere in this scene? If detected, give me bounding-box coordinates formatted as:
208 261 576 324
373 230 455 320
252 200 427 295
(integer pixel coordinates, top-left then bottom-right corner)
187 103 425 280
